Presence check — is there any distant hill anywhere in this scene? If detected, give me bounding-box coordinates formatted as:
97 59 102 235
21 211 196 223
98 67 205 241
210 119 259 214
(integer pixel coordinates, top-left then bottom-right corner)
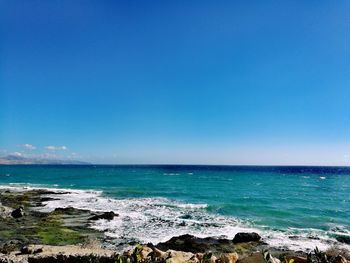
0 155 90 165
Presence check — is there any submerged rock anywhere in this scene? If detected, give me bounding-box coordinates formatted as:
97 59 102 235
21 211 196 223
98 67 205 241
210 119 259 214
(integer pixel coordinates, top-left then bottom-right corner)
89 211 118 221
11 207 24 218
232 232 261 243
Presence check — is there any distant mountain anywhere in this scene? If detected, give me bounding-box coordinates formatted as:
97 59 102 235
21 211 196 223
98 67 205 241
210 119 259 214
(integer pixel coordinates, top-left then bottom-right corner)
0 155 90 165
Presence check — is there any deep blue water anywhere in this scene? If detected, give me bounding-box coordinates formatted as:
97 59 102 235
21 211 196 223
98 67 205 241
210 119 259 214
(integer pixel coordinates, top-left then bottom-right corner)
0 165 349 250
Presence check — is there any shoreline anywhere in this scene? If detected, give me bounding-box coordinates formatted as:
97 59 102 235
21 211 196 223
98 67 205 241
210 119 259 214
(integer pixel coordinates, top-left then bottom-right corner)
0 186 349 262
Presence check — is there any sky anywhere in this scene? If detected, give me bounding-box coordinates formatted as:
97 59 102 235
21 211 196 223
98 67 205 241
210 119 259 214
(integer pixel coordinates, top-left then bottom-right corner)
1 0 350 165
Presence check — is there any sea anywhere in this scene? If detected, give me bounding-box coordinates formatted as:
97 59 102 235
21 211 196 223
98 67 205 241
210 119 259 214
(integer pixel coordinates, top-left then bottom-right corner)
0 165 349 252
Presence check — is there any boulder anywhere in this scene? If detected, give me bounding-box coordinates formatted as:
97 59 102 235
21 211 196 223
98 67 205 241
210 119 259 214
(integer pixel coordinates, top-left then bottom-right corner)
165 250 194 263
139 246 153 260
220 252 239 263
156 234 234 254
89 211 118 221
11 207 24 218
239 252 265 263
20 245 43 254
232 232 261 243
0 203 13 219
335 235 350 245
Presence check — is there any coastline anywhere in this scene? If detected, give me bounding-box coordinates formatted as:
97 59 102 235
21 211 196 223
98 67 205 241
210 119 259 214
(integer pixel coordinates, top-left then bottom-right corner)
0 186 349 262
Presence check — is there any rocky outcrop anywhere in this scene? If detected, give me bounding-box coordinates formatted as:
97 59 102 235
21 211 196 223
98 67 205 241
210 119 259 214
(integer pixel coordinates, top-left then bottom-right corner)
232 232 261 243
54 206 90 215
0 202 12 218
89 211 118 221
156 234 235 253
0 244 240 263
11 207 24 218
335 235 350 245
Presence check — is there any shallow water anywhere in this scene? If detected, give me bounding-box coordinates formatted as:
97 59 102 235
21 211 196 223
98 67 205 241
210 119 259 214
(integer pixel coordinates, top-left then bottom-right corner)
0 165 349 251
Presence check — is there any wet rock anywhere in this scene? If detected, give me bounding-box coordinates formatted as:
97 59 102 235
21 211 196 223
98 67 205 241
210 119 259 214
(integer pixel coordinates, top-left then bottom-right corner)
335 235 350 245
179 214 192 219
89 211 118 221
39 197 58 202
54 206 90 215
232 232 261 243
156 234 234 254
11 207 24 218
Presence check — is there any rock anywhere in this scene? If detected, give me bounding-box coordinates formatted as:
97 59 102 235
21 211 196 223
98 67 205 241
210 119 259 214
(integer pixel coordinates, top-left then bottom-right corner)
232 232 261 243
20 245 43 254
152 247 168 258
139 246 153 260
166 250 194 263
335 235 350 245
239 252 265 263
54 207 76 213
0 203 13 219
89 211 118 221
54 206 90 215
40 197 58 202
156 234 234 254
220 252 239 263
11 207 24 218
0 240 20 254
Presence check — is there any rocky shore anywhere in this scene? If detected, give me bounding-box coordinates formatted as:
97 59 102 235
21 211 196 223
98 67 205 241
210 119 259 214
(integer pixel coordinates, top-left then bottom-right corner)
0 188 349 263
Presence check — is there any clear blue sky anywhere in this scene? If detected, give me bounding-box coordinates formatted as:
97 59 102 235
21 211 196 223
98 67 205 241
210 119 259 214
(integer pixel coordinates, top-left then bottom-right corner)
1 1 350 165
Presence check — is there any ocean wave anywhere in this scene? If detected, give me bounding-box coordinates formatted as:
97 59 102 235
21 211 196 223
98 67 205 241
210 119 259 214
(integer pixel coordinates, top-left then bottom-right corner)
0 184 349 252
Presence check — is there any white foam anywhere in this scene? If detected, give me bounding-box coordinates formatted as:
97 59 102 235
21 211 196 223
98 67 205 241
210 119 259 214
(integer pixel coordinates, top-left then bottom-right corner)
1 184 349 252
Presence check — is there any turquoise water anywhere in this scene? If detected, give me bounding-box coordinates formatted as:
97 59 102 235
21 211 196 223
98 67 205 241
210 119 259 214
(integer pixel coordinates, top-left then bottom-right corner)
0 165 349 250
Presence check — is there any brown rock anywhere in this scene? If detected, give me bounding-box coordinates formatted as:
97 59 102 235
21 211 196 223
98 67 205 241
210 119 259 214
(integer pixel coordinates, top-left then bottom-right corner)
239 252 265 263
220 252 238 263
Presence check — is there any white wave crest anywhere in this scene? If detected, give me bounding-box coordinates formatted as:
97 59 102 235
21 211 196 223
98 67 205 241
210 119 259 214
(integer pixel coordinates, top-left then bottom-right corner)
0 184 349 252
